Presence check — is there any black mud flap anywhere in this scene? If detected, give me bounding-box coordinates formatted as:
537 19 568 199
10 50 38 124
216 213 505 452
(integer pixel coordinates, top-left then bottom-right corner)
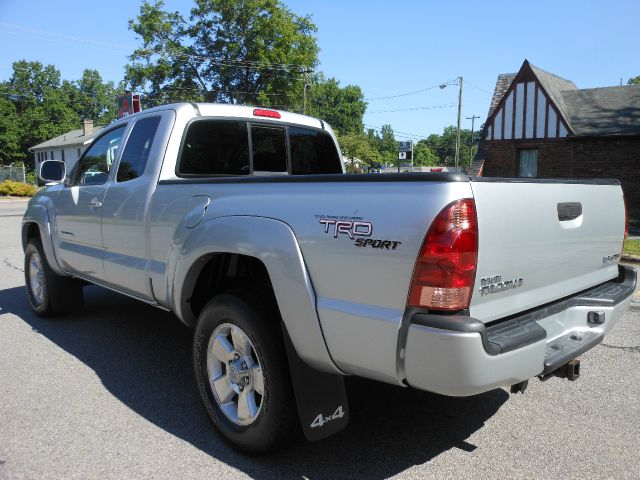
282 324 349 441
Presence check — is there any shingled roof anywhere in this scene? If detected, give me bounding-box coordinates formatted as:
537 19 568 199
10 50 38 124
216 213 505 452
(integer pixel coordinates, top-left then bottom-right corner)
487 73 516 118
30 126 105 151
529 63 578 133
487 60 640 137
562 85 640 136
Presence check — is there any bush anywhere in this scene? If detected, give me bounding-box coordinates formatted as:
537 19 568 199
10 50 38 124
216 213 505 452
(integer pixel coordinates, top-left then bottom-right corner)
25 170 37 185
0 180 37 197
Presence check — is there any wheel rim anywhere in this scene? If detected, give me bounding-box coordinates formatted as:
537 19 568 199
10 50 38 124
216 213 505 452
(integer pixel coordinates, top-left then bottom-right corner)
28 251 45 306
206 323 265 426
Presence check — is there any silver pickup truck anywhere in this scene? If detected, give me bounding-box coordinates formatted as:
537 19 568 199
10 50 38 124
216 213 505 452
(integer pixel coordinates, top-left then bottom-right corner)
24 103 636 453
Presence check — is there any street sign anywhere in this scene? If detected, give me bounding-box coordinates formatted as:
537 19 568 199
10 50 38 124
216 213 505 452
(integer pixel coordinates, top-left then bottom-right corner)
397 140 413 172
398 141 413 152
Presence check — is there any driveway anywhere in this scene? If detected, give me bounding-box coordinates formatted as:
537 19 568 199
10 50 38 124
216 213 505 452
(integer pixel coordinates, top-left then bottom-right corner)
1 201 639 479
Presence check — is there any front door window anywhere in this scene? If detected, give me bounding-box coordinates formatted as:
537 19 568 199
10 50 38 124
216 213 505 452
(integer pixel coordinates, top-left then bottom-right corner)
73 126 126 186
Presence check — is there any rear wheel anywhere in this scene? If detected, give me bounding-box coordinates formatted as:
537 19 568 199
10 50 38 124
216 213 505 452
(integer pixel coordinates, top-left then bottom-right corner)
24 238 84 316
193 292 297 453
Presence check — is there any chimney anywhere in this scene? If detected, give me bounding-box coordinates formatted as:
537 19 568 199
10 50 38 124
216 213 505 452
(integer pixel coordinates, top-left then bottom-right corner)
82 119 94 136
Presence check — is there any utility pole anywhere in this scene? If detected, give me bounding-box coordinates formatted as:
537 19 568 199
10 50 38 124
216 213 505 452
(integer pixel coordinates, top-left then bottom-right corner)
454 76 463 172
466 114 480 167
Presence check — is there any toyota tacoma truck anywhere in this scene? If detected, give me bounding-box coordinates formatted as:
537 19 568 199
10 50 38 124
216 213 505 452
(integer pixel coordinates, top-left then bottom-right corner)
23 103 636 453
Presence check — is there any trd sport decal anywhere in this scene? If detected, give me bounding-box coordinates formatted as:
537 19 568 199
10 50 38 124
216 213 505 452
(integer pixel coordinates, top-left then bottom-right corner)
316 215 402 250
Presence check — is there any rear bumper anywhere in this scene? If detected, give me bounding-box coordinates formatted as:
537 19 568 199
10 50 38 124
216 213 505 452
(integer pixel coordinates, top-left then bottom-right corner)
403 265 637 396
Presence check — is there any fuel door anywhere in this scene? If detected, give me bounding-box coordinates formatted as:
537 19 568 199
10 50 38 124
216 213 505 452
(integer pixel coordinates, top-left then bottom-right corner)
184 195 211 229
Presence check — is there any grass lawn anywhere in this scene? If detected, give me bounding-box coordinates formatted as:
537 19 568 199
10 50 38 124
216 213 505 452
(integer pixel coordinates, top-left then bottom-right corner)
624 239 640 257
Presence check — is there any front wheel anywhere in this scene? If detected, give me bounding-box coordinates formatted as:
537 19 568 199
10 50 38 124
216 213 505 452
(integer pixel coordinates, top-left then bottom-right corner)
193 292 297 453
24 238 84 317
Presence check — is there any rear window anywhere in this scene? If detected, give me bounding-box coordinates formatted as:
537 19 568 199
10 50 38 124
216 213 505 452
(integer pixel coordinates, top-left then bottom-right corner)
178 120 249 176
289 127 341 174
177 120 341 176
251 125 287 172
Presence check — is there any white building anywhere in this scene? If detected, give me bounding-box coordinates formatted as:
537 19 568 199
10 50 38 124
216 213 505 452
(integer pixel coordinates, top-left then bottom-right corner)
30 119 105 175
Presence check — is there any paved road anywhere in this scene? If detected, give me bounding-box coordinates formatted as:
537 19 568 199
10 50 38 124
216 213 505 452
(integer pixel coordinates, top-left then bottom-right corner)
1 200 639 479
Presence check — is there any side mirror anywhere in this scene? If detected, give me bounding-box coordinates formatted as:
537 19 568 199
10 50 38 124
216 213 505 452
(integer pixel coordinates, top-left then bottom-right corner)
39 160 66 183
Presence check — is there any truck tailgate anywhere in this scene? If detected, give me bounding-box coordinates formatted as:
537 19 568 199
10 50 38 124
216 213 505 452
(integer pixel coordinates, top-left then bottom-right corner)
469 179 626 323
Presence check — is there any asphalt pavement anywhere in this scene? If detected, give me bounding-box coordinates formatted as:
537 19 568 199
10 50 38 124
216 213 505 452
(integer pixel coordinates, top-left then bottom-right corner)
1 198 639 479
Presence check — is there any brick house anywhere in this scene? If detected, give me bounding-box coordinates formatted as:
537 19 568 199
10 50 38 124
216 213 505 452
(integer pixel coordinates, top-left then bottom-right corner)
472 60 640 206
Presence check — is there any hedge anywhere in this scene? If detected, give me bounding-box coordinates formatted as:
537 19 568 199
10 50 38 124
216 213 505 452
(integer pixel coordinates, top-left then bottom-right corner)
0 180 37 197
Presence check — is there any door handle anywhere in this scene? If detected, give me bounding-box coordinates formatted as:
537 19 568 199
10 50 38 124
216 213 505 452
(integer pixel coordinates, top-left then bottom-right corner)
88 200 103 209
557 202 582 221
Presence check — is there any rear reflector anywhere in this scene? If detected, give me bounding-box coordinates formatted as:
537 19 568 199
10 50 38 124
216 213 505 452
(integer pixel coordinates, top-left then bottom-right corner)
408 198 478 311
253 108 281 119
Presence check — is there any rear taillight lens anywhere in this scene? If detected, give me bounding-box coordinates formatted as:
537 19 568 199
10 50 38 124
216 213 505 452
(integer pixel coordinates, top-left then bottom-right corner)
408 198 478 311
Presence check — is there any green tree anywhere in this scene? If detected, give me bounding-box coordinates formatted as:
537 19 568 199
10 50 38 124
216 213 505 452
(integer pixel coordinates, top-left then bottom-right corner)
0 96 22 163
629 76 640 85
413 140 438 166
1 61 79 166
424 125 479 167
307 77 366 135
379 124 396 154
337 133 382 172
126 0 319 109
72 70 120 123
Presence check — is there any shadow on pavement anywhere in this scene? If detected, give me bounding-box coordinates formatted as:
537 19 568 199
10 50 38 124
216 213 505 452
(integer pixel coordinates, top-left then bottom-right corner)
2 284 508 479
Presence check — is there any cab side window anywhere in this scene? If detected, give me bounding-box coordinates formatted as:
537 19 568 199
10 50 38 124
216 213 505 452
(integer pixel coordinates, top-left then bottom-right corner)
178 120 249 176
72 126 126 186
117 116 161 182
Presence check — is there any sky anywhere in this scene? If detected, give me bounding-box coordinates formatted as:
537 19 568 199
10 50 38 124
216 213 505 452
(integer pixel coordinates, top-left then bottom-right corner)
1 0 639 142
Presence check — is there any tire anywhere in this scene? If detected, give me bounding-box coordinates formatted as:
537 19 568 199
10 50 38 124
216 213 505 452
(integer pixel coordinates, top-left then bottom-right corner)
193 291 297 454
24 238 84 317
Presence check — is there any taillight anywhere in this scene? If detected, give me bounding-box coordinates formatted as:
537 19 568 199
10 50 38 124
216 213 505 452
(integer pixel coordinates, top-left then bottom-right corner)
253 108 281 119
408 198 478 311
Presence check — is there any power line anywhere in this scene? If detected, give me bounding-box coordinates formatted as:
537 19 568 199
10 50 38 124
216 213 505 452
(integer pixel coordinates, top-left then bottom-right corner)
363 124 427 141
0 22 133 51
146 85 290 96
367 103 456 114
0 22 312 73
363 78 459 101
465 80 494 95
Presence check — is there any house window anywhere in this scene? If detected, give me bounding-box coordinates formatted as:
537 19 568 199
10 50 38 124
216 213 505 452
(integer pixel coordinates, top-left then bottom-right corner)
77 148 81 158
518 149 538 177
61 150 65 162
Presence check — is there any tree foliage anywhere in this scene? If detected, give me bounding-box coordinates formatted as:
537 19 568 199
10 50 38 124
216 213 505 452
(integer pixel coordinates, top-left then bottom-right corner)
126 0 319 108
71 70 119 123
423 126 479 168
413 141 438 166
629 76 640 85
307 77 366 135
337 132 382 171
0 60 118 168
